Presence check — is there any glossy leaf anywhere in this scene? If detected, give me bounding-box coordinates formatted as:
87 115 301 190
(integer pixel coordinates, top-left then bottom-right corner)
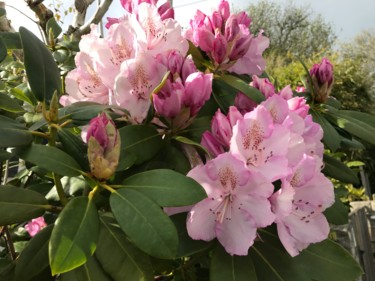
19 27 61 103
324 196 349 225
95 216 153 281
323 154 360 184
211 244 257 281
59 102 110 125
46 17 62 39
49 197 99 275
121 169 206 207
60 256 111 281
311 109 341 152
15 225 53 281
0 92 24 113
10 82 37 106
173 136 210 156
110 188 178 259
118 125 164 170
0 186 48 225
0 32 22 49
15 144 82 177
0 115 33 148
0 149 12 161
184 116 211 143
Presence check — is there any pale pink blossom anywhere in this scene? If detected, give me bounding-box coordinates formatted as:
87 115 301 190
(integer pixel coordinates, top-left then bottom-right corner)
187 153 275 256
250 75 275 99
201 131 225 158
25 217 47 237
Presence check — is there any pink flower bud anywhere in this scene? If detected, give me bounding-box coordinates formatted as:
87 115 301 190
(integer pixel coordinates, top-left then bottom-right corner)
236 11 251 27
227 106 243 127
278 85 294 100
317 58 334 85
251 75 275 98
212 33 227 64
181 55 198 81
211 109 232 147
210 11 223 30
195 28 215 52
224 15 240 42
295 86 306 93
217 0 230 21
234 92 257 114
288 97 310 118
105 17 120 29
156 50 184 74
183 72 213 116
153 80 183 118
87 113 121 179
309 57 334 103
201 131 225 158
25 217 47 237
228 35 251 60
158 2 174 20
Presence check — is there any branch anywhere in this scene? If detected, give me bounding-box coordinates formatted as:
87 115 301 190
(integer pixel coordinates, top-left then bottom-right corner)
25 0 54 41
72 0 95 28
0 2 15 32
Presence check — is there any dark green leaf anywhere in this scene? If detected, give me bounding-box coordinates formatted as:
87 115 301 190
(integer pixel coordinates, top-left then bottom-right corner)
323 154 360 184
59 102 110 125
95 216 153 281
110 188 178 259
311 109 341 152
171 213 213 258
60 256 111 281
121 169 206 207
46 17 62 39
10 83 37 106
118 125 164 170
219 74 265 104
0 115 33 148
184 116 211 143
0 8 5 17
0 149 12 161
173 136 210 156
15 225 53 281
0 186 48 225
324 196 349 225
0 32 22 49
0 37 7 62
337 110 375 128
211 244 257 281
0 93 24 113
19 27 61 103
15 144 82 177
49 197 99 275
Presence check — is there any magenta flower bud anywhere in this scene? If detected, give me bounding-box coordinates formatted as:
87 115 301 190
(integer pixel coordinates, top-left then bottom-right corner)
217 0 230 21
195 28 215 52
224 15 240 42
234 92 257 114
25 217 47 237
87 113 121 180
183 72 213 116
212 33 228 64
156 50 184 74
210 11 223 30
236 11 251 27
228 35 251 60
250 75 275 98
309 57 334 103
201 131 225 158
227 106 243 127
153 80 183 118
211 109 232 147
158 2 174 20
105 17 120 29
317 58 334 85
181 55 198 82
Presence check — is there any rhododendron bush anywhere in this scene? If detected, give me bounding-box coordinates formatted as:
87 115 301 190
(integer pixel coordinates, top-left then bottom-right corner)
3 0 375 280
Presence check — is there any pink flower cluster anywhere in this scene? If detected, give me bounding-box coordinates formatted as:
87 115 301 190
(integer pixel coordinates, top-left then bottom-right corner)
188 76 334 256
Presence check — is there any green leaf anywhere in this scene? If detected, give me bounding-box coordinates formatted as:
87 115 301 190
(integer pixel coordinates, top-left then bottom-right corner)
110 188 178 259
59 102 110 125
311 109 341 152
0 186 48 225
0 37 7 62
121 169 206 207
173 136 210 156
324 109 375 145
49 197 99 275
10 83 37 106
324 196 349 225
60 256 111 281
0 93 24 113
118 125 164 170
19 27 61 103
46 17 62 39
0 149 12 161
15 144 82 177
0 32 22 49
95 216 153 281
337 110 375 128
0 115 33 148
0 8 5 17
15 225 53 281
323 154 360 184
219 74 265 104
184 116 211 143
211 244 257 281
171 213 213 258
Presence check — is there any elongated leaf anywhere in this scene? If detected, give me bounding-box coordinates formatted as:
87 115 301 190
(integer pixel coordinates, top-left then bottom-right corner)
46 17 62 39
60 256 111 281
337 110 375 128
171 213 213 258
121 169 206 207
211 244 257 281
10 83 37 105
0 32 22 49
0 186 48 225
49 197 99 275
15 225 53 281
311 109 341 152
0 150 12 161
60 103 110 125
323 154 360 184
0 115 33 148
19 27 61 103
110 188 178 259
220 74 265 104
0 93 24 113
184 116 211 143
324 196 349 225
95 216 153 281
15 144 81 177
173 136 210 156
118 125 164 170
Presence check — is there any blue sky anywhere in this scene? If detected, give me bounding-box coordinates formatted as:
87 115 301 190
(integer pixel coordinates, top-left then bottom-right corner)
5 0 375 43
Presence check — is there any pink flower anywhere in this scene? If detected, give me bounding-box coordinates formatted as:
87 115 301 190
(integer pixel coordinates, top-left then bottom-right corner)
153 79 184 118
230 105 290 181
270 155 334 256
295 86 306 93
25 217 47 237
211 109 232 147
309 57 334 103
201 131 225 158
250 75 275 98
234 92 257 114
187 153 275 256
